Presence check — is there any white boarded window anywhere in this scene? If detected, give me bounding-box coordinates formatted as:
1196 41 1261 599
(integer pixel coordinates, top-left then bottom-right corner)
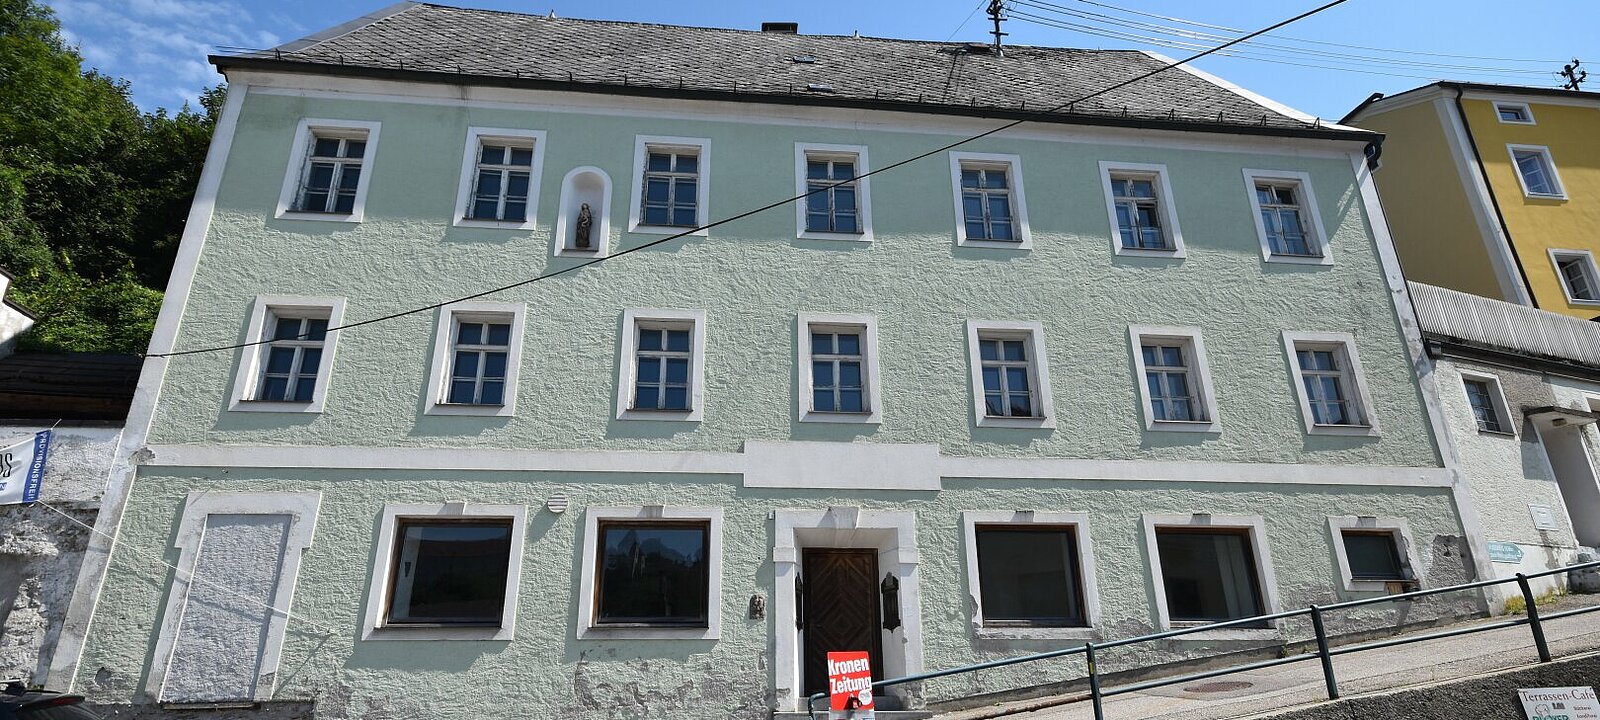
275 119 380 222
1100 161 1185 257
1243 169 1331 265
1551 250 1600 304
1508 145 1564 198
1283 331 1379 436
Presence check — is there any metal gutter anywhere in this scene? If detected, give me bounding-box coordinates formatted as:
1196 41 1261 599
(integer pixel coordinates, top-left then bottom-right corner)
209 57 1379 144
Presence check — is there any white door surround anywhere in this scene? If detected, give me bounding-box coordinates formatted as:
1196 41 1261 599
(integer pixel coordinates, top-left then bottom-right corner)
771 508 922 712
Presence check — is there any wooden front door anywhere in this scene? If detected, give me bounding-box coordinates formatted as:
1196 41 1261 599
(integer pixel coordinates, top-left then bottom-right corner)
801 548 884 698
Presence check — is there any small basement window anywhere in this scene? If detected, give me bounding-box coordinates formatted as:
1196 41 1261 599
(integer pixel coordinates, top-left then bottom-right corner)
1340 530 1407 581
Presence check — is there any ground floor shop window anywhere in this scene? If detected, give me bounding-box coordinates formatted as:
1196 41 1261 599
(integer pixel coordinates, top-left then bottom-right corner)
386 519 513 625
594 520 711 627
974 525 1087 627
1155 527 1268 625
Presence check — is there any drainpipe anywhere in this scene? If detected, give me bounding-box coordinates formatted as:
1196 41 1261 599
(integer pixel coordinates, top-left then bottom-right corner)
1452 86 1538 308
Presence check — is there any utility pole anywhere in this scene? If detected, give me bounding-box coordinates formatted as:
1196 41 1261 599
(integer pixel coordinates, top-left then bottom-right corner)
988 0 1007 56
1560 59 1587 91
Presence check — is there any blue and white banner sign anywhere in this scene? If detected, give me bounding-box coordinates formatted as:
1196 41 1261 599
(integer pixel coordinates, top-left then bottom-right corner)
0 430 51 506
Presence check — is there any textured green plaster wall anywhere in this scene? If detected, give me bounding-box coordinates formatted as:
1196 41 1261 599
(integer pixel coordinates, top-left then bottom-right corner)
148 90 1439 467
76 470 1471 716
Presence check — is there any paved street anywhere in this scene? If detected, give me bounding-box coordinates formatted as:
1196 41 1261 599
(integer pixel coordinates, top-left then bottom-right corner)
940 601 1600 719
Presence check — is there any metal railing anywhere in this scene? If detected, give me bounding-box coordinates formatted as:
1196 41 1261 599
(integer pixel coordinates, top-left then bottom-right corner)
806 559 1600 718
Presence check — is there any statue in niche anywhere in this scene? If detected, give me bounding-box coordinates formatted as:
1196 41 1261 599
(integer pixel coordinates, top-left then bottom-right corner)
574 202 593 249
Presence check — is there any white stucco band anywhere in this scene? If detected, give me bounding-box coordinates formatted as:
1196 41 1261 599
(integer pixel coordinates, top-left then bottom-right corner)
142 441 1455 488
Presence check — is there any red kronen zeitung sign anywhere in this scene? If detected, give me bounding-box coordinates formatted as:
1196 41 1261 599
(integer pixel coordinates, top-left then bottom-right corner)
827 651 875 713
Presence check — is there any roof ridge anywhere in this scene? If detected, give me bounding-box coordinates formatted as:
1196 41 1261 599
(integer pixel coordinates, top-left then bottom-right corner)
411 1 1137 52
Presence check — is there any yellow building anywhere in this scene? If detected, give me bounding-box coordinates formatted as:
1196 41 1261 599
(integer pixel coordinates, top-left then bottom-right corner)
1344 82 1600 318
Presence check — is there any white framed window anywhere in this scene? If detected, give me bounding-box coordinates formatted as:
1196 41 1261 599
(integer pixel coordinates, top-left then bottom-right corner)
1129 326 1220 433
1507 145 1565 199
423 302 527 416
1549 249 1600 305
795 143 873 241
797 313 882 424
961 511 1100 640
628 135 710 235
228 295 347 414
452 127 547 229
361 502 526 641
1283 331 1379 436
275 118 380 223
949 152 1031 249
1460 370 1513 435
1099 161 1185 257
576 506 723 640
965 320 1055 429
1242 169 1331 265
1495 102 1535 125
1327 516 1423 593
1142 513 1279 635
616 308 707 421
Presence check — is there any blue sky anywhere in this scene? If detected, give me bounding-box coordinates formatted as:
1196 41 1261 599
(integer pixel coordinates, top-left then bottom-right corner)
45 0 1597 120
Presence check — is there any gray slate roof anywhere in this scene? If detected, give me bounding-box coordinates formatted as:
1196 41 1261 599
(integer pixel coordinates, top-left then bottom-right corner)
217 2 1362 138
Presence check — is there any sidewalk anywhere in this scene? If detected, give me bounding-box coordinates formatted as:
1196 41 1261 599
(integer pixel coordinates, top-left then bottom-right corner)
938 601 1600 720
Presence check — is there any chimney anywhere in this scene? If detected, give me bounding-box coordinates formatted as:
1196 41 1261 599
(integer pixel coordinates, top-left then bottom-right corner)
761 21 799 34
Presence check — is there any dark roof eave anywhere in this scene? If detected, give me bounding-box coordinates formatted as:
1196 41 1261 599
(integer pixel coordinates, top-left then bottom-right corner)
215 57 1378 143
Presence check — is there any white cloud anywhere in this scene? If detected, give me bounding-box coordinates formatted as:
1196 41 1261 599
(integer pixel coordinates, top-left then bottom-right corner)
44 0 269 111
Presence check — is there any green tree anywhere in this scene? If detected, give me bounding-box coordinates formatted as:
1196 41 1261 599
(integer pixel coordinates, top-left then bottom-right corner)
0 0 218 353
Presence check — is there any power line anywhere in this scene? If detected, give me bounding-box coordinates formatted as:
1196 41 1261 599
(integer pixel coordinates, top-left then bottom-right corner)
1058 0 1564 65
150 0 1353 359
1008 9 1556 83
945 0 990 42
1010 0 1553 75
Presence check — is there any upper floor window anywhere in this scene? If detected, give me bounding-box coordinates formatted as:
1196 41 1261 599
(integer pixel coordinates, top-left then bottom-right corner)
1284 331 1377 436
424 302 526 417
1129 326 1219 433
950 152 1031 249
276 119 380 222
1509 145 1565 198
616 309 707 421
629 136 710 235
965 320 1055 428
798 313 882 424
1244 170 1330 265
257 312 327 403
1551 250 1600 304
228 295 346 414
1100 162 1184 257
796 143 873 241
452 128 546 229
1494 102 1534 124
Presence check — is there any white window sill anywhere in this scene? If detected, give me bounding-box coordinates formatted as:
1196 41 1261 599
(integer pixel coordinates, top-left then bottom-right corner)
957 238 1031 251
453 217 535 230
425 402 514 417
1264 253 1333 266
976 414 1056 430
1163 626 1280 641
797 230 873 243
1114 246 1185 259
1342 578 1418 594
1307 422 1380 437
629 223 708 237
576 625 717 641
1148 419 1220 433
228 400 321 414
1566 298 1600 307
617 408 702 422
362 624 513 642
275 210 363 224
553 245 603 257
976 626 1098 641
1523 192 1568 201
799 410 882 425
1478 428 1517 439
